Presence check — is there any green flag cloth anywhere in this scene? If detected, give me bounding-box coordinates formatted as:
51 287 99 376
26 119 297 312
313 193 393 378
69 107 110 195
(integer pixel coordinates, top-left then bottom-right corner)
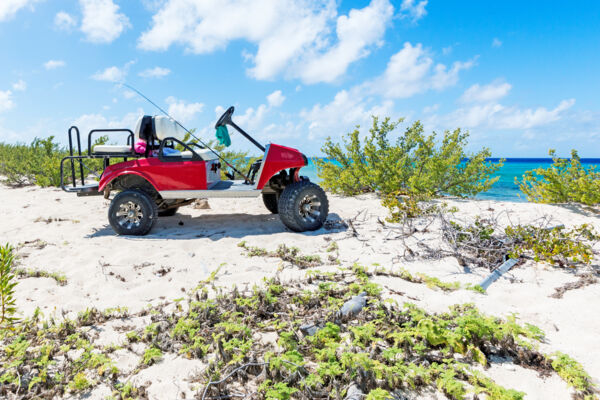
216 125 231 147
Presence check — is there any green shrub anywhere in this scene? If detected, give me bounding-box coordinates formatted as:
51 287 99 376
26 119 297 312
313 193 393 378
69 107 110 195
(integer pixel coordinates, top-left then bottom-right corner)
0 136 110 187
0 137 66 187
0 244 19 327
518 149 600 205
315 117 502 220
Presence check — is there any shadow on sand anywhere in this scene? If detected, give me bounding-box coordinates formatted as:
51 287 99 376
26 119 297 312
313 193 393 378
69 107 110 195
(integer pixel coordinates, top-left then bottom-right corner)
86 212 346 240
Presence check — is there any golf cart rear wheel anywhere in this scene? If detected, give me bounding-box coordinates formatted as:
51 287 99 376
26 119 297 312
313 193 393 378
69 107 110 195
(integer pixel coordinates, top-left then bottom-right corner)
279 181 328 232
108 189 157 236
262 193 279 214
158 207 179 217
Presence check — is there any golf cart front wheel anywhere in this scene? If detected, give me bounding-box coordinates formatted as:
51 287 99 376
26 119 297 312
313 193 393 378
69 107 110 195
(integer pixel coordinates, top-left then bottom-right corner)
108 189 158 236
279 181 328 232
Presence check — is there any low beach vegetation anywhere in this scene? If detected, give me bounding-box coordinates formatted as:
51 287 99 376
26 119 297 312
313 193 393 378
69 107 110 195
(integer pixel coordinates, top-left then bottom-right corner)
518 149 600 205
14 268 67 286
0 265 597 399
441 216 599 269
0 136 115 187
0 244 19 327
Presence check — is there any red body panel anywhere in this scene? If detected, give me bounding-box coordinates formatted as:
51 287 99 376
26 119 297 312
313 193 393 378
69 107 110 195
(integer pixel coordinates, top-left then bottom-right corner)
98 143 306 192
256 144 306 189
99 157 207 191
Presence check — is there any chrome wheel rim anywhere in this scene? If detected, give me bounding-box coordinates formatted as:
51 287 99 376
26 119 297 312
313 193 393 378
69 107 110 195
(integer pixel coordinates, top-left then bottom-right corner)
298 194 321 224
115 201 144 230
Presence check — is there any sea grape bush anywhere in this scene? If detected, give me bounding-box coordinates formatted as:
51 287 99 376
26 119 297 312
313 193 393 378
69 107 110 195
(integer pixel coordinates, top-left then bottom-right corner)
315 117 502 220
518 149 600 205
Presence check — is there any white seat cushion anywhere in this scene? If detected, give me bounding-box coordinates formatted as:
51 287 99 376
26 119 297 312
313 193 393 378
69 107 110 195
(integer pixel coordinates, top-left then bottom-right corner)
94 145 131 154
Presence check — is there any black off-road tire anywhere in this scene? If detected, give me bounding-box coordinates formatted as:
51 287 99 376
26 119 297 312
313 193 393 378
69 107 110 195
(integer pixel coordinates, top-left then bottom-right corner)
278 181 328 232
158 207 179 217
262 193 279 214
108 189 158 236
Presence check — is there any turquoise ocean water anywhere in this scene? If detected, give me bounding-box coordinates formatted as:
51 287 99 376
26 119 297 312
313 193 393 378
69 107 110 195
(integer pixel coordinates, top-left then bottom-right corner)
300 158 600 202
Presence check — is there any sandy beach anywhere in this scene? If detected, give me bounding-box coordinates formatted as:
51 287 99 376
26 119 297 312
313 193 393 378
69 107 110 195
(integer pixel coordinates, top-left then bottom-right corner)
1 183 599 399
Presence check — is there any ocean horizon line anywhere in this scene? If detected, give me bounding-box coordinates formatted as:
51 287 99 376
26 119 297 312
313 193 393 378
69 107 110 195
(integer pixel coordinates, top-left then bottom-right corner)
305 157 600 163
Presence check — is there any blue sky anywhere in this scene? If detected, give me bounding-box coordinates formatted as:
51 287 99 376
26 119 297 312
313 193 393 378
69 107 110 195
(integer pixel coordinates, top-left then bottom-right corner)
0 0 599 157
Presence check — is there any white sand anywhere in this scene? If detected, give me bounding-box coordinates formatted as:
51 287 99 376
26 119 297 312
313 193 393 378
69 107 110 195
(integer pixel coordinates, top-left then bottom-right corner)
1 183 599 399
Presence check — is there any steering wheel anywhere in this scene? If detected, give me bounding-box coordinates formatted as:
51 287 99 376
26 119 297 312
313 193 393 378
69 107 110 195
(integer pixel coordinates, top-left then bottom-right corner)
215 106 234 128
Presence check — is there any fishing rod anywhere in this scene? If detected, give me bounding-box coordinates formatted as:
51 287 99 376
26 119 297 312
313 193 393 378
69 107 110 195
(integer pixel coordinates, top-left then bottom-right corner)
121 83 252 183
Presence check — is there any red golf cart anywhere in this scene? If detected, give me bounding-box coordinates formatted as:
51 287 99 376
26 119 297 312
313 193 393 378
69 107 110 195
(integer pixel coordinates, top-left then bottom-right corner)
60 106 328 235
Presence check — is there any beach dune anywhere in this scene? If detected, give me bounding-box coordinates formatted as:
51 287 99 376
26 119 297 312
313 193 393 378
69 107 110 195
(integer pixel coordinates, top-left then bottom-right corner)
1 183 599 399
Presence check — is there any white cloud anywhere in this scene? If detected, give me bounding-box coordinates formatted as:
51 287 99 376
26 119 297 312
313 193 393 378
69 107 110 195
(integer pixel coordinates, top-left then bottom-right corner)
235 104 270 131
44 60 66 70
430 59 476 90
12 80 26 91
92 66 125 82
139 67 171 78
423 104 439 114
0 90 15 112
138 0 395 84
165 96 204 123
0 0 39 22
80 0 130 43
461 80 512 103
221 91 288 135
400 0 427 21
294 0 394 84
492 38 502 48
92 61 134 82
54 11 77 31
369 42 475 99
266 90 285 107
437 98 576 130
301 87 395 140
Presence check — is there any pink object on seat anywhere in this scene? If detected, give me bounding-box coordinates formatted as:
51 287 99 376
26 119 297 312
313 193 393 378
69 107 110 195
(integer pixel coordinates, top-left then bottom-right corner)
134 140 147 154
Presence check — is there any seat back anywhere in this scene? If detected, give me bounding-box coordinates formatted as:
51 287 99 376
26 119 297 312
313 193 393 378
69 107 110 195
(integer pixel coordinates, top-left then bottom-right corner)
134 115 188 141
154 116 188 141
134 115 155 141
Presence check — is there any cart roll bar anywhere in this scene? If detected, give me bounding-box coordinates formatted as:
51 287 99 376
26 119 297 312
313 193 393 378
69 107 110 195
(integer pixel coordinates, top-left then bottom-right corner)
67 126 85 187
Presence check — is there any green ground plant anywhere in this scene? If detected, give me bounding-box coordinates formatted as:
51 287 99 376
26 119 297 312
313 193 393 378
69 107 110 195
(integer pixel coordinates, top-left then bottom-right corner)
518 149 600 205
0 244 18 327
15 267 67 286
315 117 502 220
1 267 597 399
238 241 323 268
445 216 599 269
